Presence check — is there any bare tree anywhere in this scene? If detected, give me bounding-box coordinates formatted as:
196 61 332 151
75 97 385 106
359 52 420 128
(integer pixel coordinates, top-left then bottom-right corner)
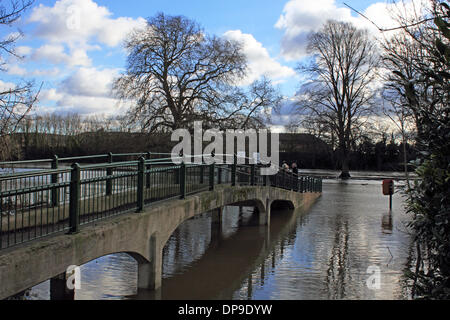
212 76 281 130
0 0 38 161
114 13 280 133
295 20 380 178
379 0 450 299
380 44 417 185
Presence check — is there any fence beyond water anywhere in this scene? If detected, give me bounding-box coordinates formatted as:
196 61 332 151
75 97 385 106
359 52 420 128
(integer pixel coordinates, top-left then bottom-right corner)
0 153 322 250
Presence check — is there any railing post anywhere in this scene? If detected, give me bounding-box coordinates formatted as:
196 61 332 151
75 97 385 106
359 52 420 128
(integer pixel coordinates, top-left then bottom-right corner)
51 155 59 207
263 167 268 187
231 155 237 186
209 162 215 191
250 164 256 186
146 152 151 189
137 157 145 212
180 162 186 199
69 163 81 234
106 152 113 196
290 173 293 190
0 180 3 215
218 165 222 185
200 165 204 184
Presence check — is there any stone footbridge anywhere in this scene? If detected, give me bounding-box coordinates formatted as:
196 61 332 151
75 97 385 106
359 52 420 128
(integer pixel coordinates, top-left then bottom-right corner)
0 154 322 299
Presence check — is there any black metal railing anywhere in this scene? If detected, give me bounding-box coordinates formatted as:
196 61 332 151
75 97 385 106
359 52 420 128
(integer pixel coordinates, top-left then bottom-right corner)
0 153 322 250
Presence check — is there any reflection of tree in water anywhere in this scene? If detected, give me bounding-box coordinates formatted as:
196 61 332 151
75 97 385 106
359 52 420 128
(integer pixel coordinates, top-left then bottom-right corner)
162 215 212 278
325 214 352 299
399 239 416 300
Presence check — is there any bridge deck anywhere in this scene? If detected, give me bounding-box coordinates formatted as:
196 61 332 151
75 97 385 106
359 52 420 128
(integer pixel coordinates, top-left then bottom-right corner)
0 183 321 300
1 160 322 251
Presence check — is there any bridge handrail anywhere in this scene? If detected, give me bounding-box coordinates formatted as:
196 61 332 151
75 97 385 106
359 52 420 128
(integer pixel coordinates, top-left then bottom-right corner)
0 153 322 251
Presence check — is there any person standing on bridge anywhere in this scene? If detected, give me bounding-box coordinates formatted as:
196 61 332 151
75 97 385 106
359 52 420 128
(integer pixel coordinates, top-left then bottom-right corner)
291 162 298 176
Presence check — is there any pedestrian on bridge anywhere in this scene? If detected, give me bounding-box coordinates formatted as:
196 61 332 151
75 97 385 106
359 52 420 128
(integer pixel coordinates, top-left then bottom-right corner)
292 162 298 175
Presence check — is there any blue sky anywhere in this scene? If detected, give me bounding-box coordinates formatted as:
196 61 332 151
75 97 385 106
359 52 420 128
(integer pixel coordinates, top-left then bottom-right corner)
0 0 401 117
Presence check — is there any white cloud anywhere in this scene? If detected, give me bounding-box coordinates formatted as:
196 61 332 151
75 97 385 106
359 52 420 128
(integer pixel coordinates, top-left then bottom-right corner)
275 0 355 60
0 80 17 92
31 44 91 67
15 46 33 56
37 66 123 116
7 64 60 77
28 0 146 48
6 65 27 76
55 95 121 115
223 30 296 85
59 67 119 97
275 0 427 61
40 88 65 102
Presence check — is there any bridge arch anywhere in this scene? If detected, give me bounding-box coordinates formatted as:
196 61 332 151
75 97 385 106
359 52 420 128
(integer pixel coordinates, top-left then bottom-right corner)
0 185 321 299
271 200 295 211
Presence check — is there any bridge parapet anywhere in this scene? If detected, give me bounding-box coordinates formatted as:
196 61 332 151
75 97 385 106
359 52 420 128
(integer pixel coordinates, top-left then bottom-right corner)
1 154 322 252
0 183 321 300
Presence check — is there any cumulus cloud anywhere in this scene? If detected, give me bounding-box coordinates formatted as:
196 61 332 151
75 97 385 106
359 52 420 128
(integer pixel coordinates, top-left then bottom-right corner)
15 46 33 56
0 80 17 92
7 64 60 77
59 67 119 97
223 30 296 85
54 95 121 115
38 67 123 116
30 44 91 67
275 0 424 61
275 0 354 60
28 0 146 48
40 88 65 102
14 0 148 116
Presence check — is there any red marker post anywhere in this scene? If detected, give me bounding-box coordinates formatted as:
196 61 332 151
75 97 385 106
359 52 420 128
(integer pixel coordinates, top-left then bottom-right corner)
382 179 394 210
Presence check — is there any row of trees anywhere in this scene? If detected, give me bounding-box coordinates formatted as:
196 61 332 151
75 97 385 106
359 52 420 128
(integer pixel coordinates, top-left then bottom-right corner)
295 0 448 298
0 0 448 300
386 1 449 299
0 3 423 175
109 10 427 181
5 111 415 174
6 113 173 159
292 0 447 299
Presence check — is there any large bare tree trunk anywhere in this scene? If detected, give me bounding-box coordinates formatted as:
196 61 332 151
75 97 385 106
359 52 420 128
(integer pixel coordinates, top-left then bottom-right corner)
339 153 351 179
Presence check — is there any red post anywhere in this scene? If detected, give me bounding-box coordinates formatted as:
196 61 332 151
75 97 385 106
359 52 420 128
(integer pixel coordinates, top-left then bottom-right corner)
382 179 394 210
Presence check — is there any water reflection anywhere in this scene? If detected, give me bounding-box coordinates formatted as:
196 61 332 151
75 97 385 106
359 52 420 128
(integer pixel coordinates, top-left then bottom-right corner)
27 179 412 300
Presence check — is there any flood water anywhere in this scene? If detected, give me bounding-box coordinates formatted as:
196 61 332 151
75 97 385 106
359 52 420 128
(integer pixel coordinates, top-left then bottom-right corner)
26 177 413 300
